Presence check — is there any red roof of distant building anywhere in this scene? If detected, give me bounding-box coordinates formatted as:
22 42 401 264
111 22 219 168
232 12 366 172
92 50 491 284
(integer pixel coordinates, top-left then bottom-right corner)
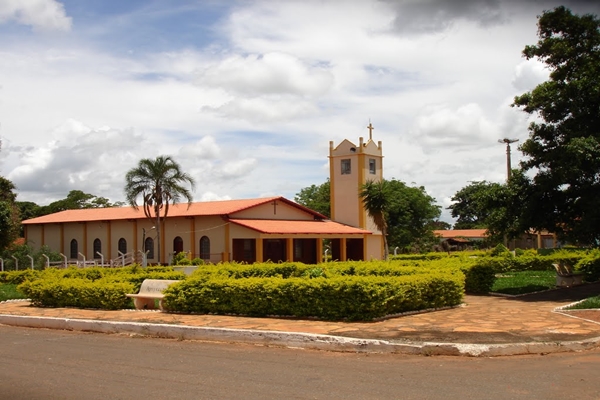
434 229 488 239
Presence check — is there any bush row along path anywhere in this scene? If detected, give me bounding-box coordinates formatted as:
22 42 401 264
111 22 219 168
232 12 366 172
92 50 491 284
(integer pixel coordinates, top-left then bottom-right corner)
0 282 599 345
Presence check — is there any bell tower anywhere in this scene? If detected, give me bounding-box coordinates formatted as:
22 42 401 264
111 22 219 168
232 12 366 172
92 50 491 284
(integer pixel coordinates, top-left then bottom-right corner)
329 123 383 232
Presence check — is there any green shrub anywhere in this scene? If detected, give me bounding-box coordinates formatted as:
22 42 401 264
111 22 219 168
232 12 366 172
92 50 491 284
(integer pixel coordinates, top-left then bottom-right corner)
575 250 600 282
0 270 40 284
163 273 464 321
19 278 134 309
461 263 496 294
490 243 510 257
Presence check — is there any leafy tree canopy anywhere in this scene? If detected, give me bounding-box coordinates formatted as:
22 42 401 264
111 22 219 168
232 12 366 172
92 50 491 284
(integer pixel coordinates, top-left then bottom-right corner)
44 190 124 214
124 155 195 262
0 177 20 251
297 178 441 253
294 179 330 217
512 6 600 246
448 181 504 230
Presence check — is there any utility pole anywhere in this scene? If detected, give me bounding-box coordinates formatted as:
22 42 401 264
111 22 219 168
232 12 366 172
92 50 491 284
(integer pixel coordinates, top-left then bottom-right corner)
498 138 519 181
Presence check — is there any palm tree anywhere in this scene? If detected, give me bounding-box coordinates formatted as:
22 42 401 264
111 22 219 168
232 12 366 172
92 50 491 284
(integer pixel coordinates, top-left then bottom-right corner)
359 179 390 260
124 156 196 264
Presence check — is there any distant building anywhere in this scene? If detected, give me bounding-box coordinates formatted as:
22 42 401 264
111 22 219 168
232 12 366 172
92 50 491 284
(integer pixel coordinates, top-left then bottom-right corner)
434 229 557 250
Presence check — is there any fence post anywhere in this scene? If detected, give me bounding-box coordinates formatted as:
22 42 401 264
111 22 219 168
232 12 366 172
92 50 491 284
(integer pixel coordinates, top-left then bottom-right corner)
11 255 18 270
26 255 34 270
96 252 104 267
60 253 67 268
118 251 125 267
0 258 3 272
78 252 86 267
42 254 50 269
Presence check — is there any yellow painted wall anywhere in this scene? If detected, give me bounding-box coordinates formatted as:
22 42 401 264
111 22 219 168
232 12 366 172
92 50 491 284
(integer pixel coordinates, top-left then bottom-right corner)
232 201 313 220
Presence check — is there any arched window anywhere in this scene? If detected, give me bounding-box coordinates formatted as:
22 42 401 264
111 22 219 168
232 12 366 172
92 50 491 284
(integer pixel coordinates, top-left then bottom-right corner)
173 236 183 254
70 239 78 259
144 237 154 259
200 236 210 261
118 238 127 254
93 239 102 259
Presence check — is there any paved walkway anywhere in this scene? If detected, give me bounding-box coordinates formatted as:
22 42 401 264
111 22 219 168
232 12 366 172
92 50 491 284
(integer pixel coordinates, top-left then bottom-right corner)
1 282 599 356
1 282 599 344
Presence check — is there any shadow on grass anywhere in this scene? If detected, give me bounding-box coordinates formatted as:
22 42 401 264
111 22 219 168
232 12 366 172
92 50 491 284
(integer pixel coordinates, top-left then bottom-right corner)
500 281 600 303
492 285 552 296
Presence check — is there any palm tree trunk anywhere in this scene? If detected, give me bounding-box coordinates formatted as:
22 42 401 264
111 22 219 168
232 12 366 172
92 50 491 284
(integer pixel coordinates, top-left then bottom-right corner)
155 212 161 265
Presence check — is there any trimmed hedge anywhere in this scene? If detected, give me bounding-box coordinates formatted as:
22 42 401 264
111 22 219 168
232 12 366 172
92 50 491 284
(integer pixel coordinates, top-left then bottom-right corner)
19 278 134 309
164 273 464 321
188 260 490 294
575 250 600 282
18 265 186 308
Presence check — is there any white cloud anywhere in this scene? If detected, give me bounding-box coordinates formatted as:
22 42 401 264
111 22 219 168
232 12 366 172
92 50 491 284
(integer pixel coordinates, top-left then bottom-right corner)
198 52 334 97
0 0 71 32
179 136 221 160
2 0 598 224
218 158 258 179
410 103 499 152
512 59 549 91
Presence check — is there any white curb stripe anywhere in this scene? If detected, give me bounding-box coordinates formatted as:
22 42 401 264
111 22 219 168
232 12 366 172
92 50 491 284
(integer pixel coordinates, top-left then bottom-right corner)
1 314 600 357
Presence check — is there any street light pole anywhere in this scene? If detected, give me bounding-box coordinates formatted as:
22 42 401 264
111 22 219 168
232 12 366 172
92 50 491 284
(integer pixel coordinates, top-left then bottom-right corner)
498 138 519 181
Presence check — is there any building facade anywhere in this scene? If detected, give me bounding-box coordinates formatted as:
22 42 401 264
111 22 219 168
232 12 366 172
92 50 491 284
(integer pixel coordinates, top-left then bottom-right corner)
22 128 387 264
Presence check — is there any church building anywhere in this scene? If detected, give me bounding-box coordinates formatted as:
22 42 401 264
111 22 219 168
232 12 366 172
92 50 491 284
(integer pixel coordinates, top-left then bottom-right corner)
22 127 385 264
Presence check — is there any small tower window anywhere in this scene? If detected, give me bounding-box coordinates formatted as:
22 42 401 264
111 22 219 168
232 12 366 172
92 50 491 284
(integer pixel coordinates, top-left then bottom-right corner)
369 159 376 174
341 159 351 175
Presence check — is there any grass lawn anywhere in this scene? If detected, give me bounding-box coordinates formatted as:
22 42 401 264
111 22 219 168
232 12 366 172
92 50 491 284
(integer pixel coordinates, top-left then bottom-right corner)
491 270 556 295
565 296 600 310
0 283 28 302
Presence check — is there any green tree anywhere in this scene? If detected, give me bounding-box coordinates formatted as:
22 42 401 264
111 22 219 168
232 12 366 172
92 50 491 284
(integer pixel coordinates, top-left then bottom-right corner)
385 180 441 252
297 178 441 253
43 190 123 214
0 177 20 251
359 180 390 260
15 201 43 221
294 179 330 217
124 156 195 263
448 181 505 229
512 6 600 246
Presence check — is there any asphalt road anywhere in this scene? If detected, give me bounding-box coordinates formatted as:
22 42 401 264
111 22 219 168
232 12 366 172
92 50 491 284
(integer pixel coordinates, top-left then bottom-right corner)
0 325 599 400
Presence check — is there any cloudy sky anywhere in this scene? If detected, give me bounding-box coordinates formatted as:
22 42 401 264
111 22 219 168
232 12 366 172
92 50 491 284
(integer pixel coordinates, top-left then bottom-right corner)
0 0 598 223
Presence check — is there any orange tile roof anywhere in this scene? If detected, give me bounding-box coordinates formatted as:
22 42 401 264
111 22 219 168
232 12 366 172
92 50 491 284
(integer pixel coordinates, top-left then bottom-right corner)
229 219 372 235
22 197 325 225
434 229 488 239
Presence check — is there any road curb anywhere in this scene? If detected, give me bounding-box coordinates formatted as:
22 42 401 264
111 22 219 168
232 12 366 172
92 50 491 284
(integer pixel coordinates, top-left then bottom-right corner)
2 314 599 357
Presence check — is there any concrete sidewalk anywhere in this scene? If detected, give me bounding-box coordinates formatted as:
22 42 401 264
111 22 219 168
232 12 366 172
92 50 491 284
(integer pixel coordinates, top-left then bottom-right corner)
1 283 599 357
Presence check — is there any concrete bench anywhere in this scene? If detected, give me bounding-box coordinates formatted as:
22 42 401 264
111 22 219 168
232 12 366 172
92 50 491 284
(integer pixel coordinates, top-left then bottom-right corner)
553 263 584 287
126 279 181 311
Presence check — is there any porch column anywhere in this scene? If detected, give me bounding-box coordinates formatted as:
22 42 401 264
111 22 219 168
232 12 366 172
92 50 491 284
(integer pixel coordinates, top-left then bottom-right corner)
190 218 196 258
223 222 230 262
256 238 263 263
316 238 323 264
60 223 64 255
286 238 294 262
341 238 347 261
83 222 88 258
107 221 112 259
